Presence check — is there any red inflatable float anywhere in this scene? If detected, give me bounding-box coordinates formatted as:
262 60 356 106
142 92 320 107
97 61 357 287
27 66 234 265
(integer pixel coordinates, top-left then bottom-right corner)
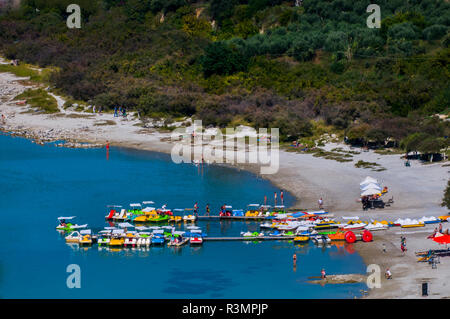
344 231 356 243
362 230 373 242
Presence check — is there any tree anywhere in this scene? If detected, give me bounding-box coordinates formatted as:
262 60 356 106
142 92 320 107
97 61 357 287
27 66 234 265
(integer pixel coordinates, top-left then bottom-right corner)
200 42 249 77
366 128 388 145
442 180 450 210
346 124 370 145
400 132 429 155
422 24 448 41
417 137 447 162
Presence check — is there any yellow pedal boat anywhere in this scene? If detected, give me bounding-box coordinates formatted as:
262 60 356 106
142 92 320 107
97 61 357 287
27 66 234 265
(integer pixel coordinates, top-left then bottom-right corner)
294 236 310 243
169 216 182 222
109 237 125 247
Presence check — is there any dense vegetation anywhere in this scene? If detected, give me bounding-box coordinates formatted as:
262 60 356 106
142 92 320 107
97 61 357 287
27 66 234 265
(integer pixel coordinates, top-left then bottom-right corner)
443 179 450 210
0 0 449 150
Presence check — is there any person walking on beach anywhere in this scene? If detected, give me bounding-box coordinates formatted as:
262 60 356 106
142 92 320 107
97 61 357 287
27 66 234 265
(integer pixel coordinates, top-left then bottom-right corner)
114 106 118 117
205 204 210 216
194 202 199 217
318 197 324 209
385 268 392 279
400 236 407 253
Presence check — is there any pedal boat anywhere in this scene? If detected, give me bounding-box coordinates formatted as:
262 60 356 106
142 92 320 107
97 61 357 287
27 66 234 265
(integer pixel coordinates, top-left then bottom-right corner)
293 236 310 243
183 214 197 222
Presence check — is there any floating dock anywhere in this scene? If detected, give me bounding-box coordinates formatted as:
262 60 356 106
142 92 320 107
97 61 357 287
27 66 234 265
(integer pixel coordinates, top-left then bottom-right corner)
197 216 266 220
197 214 334 221
204 236 296 241
196 214 334 221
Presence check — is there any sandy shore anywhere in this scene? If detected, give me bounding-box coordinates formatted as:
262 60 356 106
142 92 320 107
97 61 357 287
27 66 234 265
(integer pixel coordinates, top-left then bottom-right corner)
1 66 449 299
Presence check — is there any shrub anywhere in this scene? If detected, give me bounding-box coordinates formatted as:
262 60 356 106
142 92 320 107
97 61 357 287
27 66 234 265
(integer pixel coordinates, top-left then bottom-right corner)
423 24 448 40
200 42 249 77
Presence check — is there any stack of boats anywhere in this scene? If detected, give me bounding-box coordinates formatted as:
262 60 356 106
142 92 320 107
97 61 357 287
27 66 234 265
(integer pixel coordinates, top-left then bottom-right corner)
105 202 196 223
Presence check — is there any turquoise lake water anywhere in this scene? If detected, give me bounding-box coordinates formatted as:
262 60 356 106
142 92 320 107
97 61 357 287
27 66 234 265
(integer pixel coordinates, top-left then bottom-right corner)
0 133 366 298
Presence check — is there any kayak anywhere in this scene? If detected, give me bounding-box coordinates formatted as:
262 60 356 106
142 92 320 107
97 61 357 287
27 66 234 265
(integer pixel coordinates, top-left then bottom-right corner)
401 223 425 228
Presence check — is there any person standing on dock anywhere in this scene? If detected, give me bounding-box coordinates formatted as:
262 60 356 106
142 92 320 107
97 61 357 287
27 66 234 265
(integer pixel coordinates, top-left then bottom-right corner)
205 204 210 216
194 202 199 217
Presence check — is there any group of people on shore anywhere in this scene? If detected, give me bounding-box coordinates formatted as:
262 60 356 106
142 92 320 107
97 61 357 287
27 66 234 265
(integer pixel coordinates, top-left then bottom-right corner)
429 222 449 237
113 106 127 118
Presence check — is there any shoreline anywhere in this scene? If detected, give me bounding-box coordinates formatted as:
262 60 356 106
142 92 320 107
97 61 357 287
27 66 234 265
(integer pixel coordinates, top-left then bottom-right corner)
1 68 449 298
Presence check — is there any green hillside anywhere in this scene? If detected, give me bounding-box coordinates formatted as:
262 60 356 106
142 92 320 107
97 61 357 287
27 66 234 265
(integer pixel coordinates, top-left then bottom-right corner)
0 0 449 150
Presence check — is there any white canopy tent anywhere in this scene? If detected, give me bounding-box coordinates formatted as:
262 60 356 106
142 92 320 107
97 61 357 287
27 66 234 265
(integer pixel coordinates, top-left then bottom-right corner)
361 188 382 196
361 183 382 191
360 176 378 186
